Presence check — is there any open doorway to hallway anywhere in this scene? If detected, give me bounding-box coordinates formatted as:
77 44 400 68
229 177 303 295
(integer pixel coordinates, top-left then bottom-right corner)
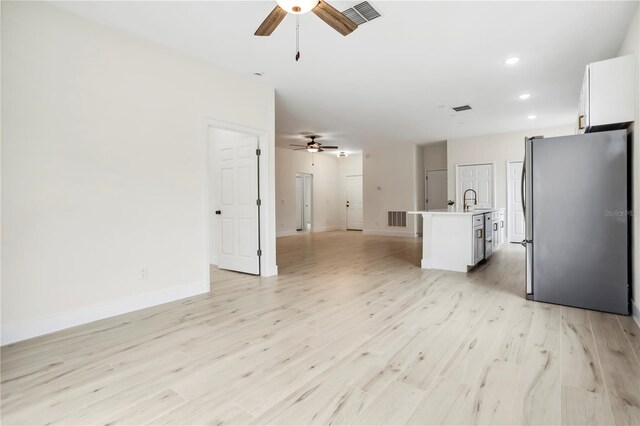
295 173 313 231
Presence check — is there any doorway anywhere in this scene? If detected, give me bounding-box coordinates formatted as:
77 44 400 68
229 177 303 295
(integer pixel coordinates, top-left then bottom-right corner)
507 161 525 243
207 126 260 275
296 173 312 231
346 175 363 230
425 169 447 211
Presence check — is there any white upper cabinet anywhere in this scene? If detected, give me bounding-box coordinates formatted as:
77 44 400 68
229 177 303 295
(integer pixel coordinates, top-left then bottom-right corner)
577 55 635 133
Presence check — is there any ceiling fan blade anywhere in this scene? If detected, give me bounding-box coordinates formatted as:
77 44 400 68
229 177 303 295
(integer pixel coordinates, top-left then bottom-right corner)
289 144 307 147
312 1 358 36
321 146 339 149
255 5 287 36
293 148 308 150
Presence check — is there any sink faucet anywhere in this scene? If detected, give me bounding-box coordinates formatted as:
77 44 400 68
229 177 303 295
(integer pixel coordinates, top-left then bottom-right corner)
463 189 477 212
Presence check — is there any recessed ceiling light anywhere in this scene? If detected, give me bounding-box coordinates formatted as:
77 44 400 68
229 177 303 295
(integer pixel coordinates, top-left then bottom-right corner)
519 93 531 100
528 114 537 120
505 57 520 65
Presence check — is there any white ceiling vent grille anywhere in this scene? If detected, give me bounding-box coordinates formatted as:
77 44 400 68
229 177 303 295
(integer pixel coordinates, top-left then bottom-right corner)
452 105 472 112
342 2 381 25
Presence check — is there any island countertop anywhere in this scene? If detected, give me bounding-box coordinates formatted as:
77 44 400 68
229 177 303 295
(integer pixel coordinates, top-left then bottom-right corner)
409 208 506 272
408 208 502 216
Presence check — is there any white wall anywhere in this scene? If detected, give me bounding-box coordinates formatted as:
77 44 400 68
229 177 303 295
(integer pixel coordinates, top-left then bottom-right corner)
618 5 640 323
420 142 448 214
337 155 363 229
363 146 420 237
1 2 276 344
424 142 448 171
275 148 340 236
447 125 574 209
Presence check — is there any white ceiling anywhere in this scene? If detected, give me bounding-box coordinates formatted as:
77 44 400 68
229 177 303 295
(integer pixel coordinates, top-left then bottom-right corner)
52 1 636 152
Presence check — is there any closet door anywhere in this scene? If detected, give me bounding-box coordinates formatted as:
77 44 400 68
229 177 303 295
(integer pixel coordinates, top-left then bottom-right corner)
475 164 493 207
456 164 494 209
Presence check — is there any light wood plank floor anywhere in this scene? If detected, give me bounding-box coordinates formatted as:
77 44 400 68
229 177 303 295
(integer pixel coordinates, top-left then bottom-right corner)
2 231 639 425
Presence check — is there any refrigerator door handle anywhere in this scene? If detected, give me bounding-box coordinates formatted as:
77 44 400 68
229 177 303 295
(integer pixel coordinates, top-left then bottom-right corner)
521 158 526 215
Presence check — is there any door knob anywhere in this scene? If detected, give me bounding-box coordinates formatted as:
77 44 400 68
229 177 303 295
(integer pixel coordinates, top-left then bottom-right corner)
215 210 221 215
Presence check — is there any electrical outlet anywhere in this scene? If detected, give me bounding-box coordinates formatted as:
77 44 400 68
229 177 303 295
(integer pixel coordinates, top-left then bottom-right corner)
139 266 149 280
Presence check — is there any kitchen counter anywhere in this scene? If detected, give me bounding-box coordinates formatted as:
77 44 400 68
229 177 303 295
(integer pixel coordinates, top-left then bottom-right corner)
409 208 502 216
409 208 505 272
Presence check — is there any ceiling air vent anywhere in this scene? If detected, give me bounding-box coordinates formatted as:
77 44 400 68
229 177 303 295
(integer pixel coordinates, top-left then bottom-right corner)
452 105 472 112
342 2 381 25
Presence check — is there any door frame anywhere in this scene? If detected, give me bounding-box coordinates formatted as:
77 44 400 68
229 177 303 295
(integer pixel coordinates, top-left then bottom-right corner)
203 118 276 282
506 160 524 243
296 172 313 232
454 162 496 208
345 174 363 230
425 168 447 211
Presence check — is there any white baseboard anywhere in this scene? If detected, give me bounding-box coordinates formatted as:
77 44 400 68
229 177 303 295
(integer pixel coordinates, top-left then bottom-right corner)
1 280 209 346
363 229 418 238
312 226 341 233
277 226 341 238
632 299 640 329
277 230 300 237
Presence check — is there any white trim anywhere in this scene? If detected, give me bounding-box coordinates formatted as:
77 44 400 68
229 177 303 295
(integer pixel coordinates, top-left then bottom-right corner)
454 162 497 208
203 118 277 278
277 230 301 238
632 299 640 329
363 229 418 238
277 226 341 238
311 225 341 233
1 281 208 345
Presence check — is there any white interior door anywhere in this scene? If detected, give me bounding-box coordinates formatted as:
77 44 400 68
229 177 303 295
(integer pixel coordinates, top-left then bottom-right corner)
475 164 492 206
295 176 303 231
426 170 447 210
507 161 525 243
346 175 363 230
212 128 259 275
456 164 494 209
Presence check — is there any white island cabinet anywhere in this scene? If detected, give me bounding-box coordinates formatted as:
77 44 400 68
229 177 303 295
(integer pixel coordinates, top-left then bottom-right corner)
409 209 505 272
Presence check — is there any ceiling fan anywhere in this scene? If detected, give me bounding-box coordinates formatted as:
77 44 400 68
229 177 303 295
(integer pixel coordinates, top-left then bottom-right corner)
290 135 339 153
255 0 358 37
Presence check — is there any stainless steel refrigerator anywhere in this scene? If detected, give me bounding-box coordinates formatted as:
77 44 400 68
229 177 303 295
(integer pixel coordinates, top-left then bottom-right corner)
523 129 630 315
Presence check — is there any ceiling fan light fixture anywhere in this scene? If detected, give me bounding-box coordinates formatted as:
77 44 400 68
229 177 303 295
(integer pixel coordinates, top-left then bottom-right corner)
276 0 318 14
307 147 319 153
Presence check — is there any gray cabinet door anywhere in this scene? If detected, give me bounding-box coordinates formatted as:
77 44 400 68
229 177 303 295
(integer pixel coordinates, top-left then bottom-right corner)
473 225 484 265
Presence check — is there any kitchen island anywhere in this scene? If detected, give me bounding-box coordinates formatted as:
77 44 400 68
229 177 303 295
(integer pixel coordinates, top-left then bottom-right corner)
409 208 505 272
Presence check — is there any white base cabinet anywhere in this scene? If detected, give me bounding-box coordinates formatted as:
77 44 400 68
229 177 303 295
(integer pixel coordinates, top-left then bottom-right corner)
410 208 505 273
